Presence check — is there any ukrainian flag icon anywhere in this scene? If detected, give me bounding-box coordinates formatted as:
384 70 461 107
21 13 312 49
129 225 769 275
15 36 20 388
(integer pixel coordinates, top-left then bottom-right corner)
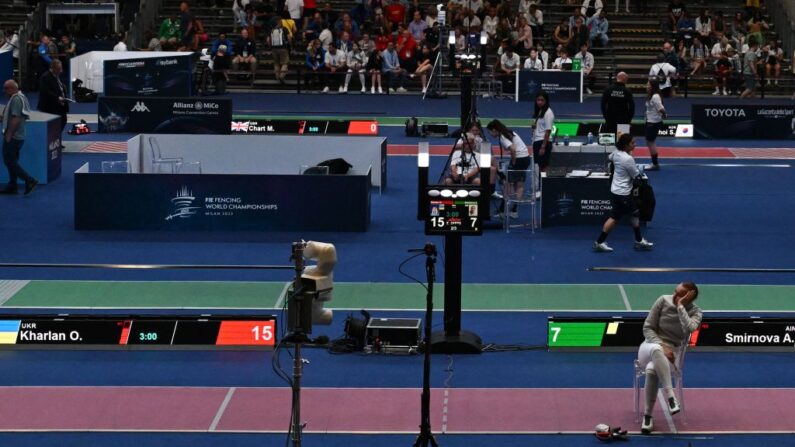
0 320 21 344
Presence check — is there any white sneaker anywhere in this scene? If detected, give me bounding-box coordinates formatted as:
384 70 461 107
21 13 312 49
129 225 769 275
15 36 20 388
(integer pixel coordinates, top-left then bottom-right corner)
634 238 654 251
339 86 346 93
361 86 366 93
388 87 395 93
378 87 383 94
712 88 720 95
722 88 728 96
422 87 427 93
397 87 407 93
593 241 613 252
643 163 660 171
641 415 653 434
371 86 375 94
322 86 329 93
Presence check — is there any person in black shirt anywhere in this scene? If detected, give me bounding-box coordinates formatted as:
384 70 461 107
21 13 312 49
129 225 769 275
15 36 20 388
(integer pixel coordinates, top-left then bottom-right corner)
179 1 194 50
601 71 634 133
38 59 69 137
713 51 732 96
667 0 685 33
233 28 258 77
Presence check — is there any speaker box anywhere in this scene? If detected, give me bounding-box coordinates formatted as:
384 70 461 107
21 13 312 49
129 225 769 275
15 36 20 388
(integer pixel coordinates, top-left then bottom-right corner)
421 122 449 137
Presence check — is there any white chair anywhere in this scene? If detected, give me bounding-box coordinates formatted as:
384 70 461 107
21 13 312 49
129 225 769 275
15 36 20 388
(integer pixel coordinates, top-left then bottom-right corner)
503 163 540 233
633 334 691 422
149 137 182 173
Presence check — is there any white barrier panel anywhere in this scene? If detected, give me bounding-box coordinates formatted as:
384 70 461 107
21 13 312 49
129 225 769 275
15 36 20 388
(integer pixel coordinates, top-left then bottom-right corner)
70 51 184 96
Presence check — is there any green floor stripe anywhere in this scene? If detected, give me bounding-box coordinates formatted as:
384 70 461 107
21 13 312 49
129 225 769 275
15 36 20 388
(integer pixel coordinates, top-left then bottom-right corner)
3 281 285 309
622 284 795 312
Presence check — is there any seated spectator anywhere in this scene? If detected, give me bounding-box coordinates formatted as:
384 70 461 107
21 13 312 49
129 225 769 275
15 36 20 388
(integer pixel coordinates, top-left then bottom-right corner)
463 10 482 30
568 7 584 28
552 17 572 48
212 44 231 94
319 2 338 28
688 36 707 76
303 13 324 42
318 25 334 50
710 36 731 60
192 19 208 50
536 41 549 69
514 16 533 54
676 11 695 47
568 16 588 56
412 44 434 93
409 11 428 41
280 11 299 41
366 47 384 93
268 22 289 83
668 0 686 33
763 40 783 85
344 42 368 92
382 41 407 92
211 32 235 56
649 54 678 97
524 48 543 70
338 31 353 53
494 18 513 45
359 33 375 53
335 13 360 41
713 50 732 95
158 14 181 49
499 46 521 93
324 43 347 92
661 41 680 68
580 0 603 16
372 8 389 34
113 34 127 51
729 12 746 49
745 12 768 49
483 8 499 41
711 10 726 42
396 26 419 72
552 46 572 69
305 39 328 91
574 43 595 94
374 26 391 52
385 0 407 33
141 30 163 51
407 0 425 23
587 9 609 47
694 9 712 47
517 0 534 21
526 4 543 38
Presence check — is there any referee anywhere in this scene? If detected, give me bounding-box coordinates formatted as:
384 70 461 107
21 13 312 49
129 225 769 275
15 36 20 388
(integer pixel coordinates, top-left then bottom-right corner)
601 72 634 134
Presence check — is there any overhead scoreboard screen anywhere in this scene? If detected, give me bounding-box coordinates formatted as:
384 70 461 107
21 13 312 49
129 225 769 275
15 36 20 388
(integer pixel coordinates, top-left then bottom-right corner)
0 315 277 350
424 186 483 235
230 119 378 135
548 317 795 351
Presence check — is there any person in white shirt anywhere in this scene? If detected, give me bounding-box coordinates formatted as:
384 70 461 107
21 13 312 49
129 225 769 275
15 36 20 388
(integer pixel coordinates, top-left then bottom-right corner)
482 8 499 40
344 42 368 92
445 128 482 185
324 43 346 92
551 47 572 69
593 133 653 252
644 78 666 170
0 30 19 59
531 90 554 171
574 43 595 94
318 27 333 50
526 4 544 38
113 35 128 51
499 47 521 93
284 0 304 21
524 49 543 70
649 54 677 97
710 37 732 60
487 119 532 218
535 42 549 69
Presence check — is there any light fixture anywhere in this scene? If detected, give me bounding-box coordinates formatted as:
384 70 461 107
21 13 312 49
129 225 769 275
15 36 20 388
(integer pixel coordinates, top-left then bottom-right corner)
479 141 491 167
448 30 456 45
480 31 488 45
418 142 430 168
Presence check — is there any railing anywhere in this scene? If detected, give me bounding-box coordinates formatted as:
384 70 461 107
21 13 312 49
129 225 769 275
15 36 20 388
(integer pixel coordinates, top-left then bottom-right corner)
127 0 165 50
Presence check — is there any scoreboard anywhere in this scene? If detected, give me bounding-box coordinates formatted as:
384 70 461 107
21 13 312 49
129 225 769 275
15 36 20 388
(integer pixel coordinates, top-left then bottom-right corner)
424 186 483 235
0 315 277 350
230 119 378 135
548 317 795 351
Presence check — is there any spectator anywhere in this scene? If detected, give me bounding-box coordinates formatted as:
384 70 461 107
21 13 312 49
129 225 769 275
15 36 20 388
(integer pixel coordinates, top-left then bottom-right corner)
552 46 572 69
382 41 407 92
483 8 499 41
179 2 194 50
407 0 425 23
676 11 695 48
234 28 259 79
284 0 303 22
688 37 707 76
524 48 543 70
463 10 482 31
302 0 316 30
426 7 439 27
192 18 208 50
385 0 407 32
113 34 128 51
372 8 389 34
303 13 323 42
374 26 391 51
499 46 520 93
343 42 368 92
568 16 588 56
526 4 543 38
729 12 746 49
409 11 428 41
359 33 375 53
324 43 346 92
580 0 603 16
233 0 250 31
574 42 595 94
517 0 534 21
763 40 782 86
269 24 291 84
514 16 533 53
694 9 711 47
495 18 513 45
667 0 686 33
318 25 333 50
337 31 353 53
366 47 384 93
745 12 768 49
335 14 360 41
412 44 434 93
319 2 338 28
212 44 232 94
710 36 731 60
712 51 731 95
711 10 726 42
726 47 742 95
304 39 327 91
0 29 19 60
649 54 677 97
552 17 572 48
141 30 163 51
568 7 584 29
601 71 634 133
396 26 418 72
159 13 180 49
587 9 609 48
211 32 235 56
536 41 549 69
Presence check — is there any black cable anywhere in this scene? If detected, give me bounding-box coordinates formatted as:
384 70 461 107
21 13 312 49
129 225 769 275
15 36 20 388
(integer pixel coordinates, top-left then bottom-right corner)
480 343 547 352
398 252 429 291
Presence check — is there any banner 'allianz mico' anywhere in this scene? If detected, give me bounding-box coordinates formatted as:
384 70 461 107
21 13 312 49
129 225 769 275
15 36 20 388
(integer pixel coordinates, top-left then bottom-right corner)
98 97 232 134
692 103 795 139
103 55 192 97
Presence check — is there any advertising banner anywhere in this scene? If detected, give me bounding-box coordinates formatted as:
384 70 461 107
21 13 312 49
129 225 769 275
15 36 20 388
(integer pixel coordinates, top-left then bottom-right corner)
692 103 795 139
98 97 232 134
541 176 613 226
46 116 62 182
517 70 582 103
75 170 371 231
103 54 192 97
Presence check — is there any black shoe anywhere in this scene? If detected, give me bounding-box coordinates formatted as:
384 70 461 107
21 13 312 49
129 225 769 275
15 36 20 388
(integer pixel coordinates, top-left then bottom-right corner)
24 180 38 196
641 414 653 434
668 396 681 415
0 188 18 195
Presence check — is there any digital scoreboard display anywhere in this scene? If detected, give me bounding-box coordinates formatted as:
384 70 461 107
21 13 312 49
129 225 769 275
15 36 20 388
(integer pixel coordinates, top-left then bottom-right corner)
548 317 795 351
424 186 483 235
230 119 378 135
0 315 277 350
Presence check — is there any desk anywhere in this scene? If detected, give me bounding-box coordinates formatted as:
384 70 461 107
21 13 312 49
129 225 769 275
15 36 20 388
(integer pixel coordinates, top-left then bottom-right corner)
0 111 62 185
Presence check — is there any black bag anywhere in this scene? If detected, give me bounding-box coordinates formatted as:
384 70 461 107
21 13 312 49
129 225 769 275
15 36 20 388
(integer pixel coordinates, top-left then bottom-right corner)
74 86 97 103
316 158 353 174
633 177 656 222
405 116 419 137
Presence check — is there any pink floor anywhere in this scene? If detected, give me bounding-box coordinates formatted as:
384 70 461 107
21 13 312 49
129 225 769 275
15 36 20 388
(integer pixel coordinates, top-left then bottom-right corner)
0 386 793 434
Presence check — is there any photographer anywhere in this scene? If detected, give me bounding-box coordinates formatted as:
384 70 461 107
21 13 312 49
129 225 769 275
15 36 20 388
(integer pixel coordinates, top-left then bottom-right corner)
445 128 482 186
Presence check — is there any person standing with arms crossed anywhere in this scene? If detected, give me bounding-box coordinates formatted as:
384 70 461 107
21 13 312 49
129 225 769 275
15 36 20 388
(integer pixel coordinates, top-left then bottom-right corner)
601 71 634 134
638 282 702 434
531 90 554 174
593 133 652 252
644 78 666 171
1 80 37 195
